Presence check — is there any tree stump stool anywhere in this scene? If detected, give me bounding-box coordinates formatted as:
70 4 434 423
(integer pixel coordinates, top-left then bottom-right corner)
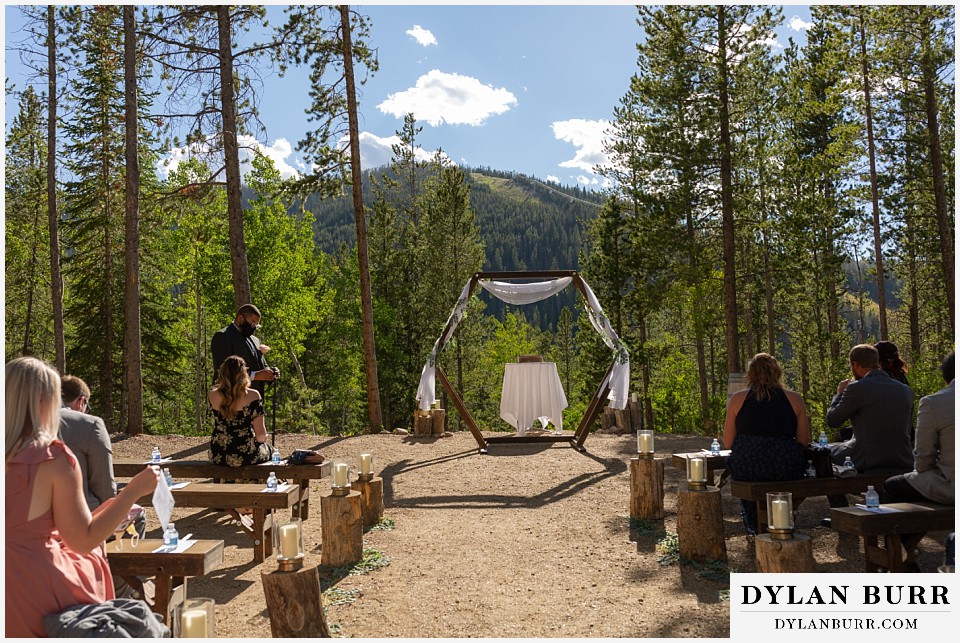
320 490 363 567
755 533 815 572
261 564 332 637
354 476 384 527
431 408 446 436
677 487 727 562
629 456 664 520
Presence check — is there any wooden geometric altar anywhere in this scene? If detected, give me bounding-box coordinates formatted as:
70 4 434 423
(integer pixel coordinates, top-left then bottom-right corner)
431 270 618 454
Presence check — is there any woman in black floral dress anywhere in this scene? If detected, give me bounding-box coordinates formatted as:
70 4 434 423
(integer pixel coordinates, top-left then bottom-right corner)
208 355 277 467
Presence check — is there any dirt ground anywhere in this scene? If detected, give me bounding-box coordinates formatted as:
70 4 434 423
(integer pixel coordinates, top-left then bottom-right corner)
111 429 950 638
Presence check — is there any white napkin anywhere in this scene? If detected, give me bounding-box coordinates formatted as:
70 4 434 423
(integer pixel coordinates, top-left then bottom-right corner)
152 470 176 531
152 538 196 554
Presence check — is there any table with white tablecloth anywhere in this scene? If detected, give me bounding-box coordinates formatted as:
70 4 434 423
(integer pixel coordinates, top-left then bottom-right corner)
499 362 568 436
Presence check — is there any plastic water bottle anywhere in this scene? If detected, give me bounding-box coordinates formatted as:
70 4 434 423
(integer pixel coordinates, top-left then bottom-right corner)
266 472 278 492
842 456 856 474
805 460 817 478
163 522 179 547
151 446 161 464
818 431 829 449
163 468 173 487
272 449 281 465
864 485 880 509
710 438 721 456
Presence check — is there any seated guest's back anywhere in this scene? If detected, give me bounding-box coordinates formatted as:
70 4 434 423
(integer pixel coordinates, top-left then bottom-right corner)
723 353 811 534
5 357 158 637
827 344 913 474
884 351 955 505
208 355 278 466
59 375 116 511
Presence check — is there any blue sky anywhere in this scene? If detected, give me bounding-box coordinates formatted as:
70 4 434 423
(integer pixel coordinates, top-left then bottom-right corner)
4 3 815 188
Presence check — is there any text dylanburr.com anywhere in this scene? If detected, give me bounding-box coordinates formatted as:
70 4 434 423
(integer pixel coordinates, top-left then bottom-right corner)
730 573 958 639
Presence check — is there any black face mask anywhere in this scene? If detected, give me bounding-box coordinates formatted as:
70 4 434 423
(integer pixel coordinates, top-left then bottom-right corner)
239 321 257 337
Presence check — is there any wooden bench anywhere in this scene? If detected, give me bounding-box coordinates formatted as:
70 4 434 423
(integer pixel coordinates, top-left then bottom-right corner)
105 538 224 622
729 473 890 533
114 458 331 520
135 482 299 563
671 452 727 485
829 502 955 572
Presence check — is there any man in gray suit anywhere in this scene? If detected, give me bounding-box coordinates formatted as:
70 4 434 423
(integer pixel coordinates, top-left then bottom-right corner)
884 351 954 505
60 375 116 510
827 343 914 474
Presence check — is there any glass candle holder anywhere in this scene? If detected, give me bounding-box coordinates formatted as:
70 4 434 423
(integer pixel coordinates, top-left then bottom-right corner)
766 491 794 538
331 462 351 495
173 597 215 638
637 430 654 456
358 452 374 480
274 516 304 571
686 456 707 489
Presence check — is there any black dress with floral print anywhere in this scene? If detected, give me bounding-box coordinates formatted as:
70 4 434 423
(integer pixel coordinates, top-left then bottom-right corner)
208 399 275 467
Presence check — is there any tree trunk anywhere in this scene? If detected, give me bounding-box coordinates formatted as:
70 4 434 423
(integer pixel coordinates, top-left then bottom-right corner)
858 10 888 340
216 5 251 309
23 203 41 355
716 5 740 373
921 25 954 334
47 6 65 374
122 5 143 436
340 4 383 433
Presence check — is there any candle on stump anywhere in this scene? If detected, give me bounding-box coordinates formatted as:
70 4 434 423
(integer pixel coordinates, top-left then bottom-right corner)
631 392 638 404
333 463 349 487
638 430 654 455
770 499 790 530
279 522 300 559
180 609 208 638
688 457 705 483
359 453 373 475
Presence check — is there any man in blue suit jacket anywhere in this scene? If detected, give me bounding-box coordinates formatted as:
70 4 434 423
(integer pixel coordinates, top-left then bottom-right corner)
827 343 914 474
211 304 279 396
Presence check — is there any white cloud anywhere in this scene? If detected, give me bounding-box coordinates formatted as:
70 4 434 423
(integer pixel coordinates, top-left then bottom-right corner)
378 70 517 127
158 136 301 180
546 175 560 184
406 25 437 47
552 119 611 175
789 16 813 31
760 35 782 50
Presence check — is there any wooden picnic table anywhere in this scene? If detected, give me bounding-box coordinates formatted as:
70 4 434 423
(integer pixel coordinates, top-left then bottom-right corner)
106 538 224 622
829 502 955 572
729 473 890 533
114 458 331 520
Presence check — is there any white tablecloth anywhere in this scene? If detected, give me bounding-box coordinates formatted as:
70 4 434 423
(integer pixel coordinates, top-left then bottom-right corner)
499 362 568 435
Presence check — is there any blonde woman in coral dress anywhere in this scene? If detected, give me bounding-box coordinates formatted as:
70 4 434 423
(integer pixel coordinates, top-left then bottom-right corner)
5 357 159 637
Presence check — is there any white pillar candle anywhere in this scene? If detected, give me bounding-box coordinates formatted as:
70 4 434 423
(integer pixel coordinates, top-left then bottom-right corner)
771 499 790 530
639 433 653 454
631 392 638 403
359 453 373 475
279 522 300 558
181 609 208 638
689 458 705 482
333 463 349 487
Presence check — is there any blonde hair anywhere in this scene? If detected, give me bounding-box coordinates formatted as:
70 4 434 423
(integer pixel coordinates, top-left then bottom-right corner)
6 357 61 459
746 353 784 401
214 355 251 419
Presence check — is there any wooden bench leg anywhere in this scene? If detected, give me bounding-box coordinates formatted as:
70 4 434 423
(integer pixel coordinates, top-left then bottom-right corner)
292 480 310 520
154 574 172 622
251 509 273 563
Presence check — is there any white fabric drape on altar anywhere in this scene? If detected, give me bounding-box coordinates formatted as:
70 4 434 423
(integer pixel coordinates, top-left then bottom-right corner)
416 276 630 411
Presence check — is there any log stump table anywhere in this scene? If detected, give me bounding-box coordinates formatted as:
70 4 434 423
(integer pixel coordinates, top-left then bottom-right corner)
261 565 332 637
629 456 664 520
677 486 727 562
755 534 815 572
320 489 363 567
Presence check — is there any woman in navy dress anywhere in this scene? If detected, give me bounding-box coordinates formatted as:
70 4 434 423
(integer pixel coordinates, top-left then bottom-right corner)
723 353 810 534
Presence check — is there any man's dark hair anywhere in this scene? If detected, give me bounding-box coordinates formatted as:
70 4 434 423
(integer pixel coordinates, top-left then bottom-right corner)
849 344 880 369
236 304 261 318
61 375 91 404
941 351 955 384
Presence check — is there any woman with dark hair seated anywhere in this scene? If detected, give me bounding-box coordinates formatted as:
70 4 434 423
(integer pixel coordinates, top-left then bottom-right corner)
723 353 811 534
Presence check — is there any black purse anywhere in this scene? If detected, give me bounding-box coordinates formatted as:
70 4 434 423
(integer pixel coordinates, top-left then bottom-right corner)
288 449 324 465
